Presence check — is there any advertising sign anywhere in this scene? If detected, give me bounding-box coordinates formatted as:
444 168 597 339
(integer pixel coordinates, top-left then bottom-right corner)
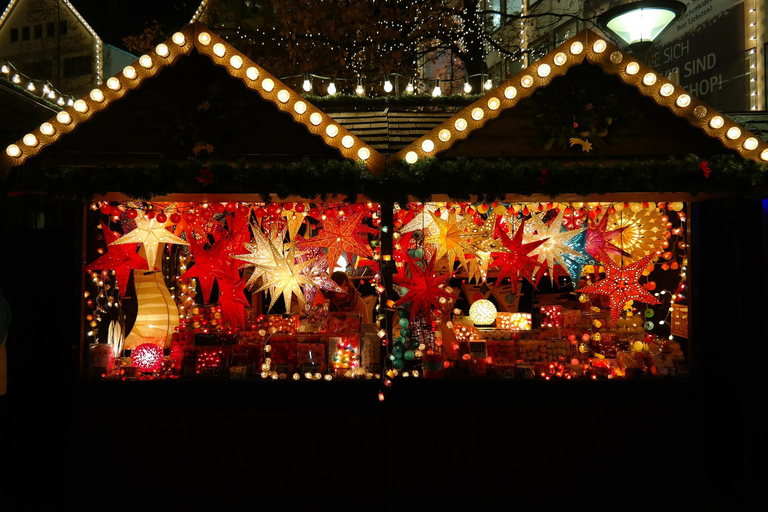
647 0 749 111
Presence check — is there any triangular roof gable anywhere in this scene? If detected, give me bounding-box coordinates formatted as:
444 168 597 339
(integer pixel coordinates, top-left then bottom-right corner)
2 23 385 174
388 29 768 167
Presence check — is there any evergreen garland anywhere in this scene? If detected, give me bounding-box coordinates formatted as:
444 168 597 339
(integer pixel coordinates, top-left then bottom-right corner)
2 154 765 203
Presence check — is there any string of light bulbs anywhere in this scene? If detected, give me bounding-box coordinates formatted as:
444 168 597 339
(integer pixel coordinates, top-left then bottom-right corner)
0 60 76 107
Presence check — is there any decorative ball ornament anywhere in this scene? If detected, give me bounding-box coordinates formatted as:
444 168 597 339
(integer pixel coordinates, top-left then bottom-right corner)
469 299 497 326
132 343 164 371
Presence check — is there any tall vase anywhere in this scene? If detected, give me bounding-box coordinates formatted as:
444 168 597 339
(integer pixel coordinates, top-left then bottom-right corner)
124 270 179 350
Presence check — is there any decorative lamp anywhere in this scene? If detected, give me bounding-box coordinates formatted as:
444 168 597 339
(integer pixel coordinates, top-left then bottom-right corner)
132 343 164 372
496 312 532 331
469 299 497 326
597 1 687 53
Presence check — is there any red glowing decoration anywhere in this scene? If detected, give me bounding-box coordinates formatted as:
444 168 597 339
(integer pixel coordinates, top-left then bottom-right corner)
393 254 459 321
578 251 661 321
84 222 150 295
298 209 376 269
132 343 164 371
489 217 547 292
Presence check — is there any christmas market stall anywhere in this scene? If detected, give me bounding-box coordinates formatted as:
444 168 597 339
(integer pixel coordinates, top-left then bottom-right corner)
1 25 767 390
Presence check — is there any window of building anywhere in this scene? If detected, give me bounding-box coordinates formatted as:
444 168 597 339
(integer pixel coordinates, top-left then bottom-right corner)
47 22 55 37
10 28 18 43
59 21 68 36
34 24 42 39
62 55 91 78
485 0 502 31
22 26 30 41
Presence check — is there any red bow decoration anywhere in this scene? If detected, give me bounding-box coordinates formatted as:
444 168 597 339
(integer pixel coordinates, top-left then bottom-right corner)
537 168 551 185
197 166 214 186
700 160 712 178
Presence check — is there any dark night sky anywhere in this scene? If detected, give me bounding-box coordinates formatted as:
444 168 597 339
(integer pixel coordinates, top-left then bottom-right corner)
69 0 197 49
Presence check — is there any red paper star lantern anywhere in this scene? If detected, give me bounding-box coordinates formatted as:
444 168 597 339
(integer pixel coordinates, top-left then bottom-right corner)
489 217 547 293
578 251 660 321
217 276 250 329
84 222 149 295
393 255 459 321
298 210 376 269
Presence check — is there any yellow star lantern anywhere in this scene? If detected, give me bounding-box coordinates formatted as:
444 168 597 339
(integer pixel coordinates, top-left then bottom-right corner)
424 210 482 271
607 206 667 263
230 223 282 290
110 215 188 270
253 235 315 313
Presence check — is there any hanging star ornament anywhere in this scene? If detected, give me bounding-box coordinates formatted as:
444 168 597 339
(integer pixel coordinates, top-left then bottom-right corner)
393 255 459 321
560 227 598 284
253 234 316 312
586 211 630 260
423 210 482 271
528 211 584 284
217 275 250 329
489 217 548 293
84 222 149 295
298 209 376 270
400 204 447 234
110 215 188 271
578 250 660 322
183 235 237 304
230 222 284 290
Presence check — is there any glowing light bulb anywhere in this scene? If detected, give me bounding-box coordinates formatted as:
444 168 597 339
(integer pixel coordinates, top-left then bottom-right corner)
383 80 393 93
309 112 322 125
73 100 88 113
709 116 724 129
261 78 274 92
302 78 311 92
438 129 451 142
56 111 71 124
504 86 517 99
455 118 467 131
277 89 290 103
357 147 370 160
726 127 741 140
327 81 336 95
487 97 500 110
106 77 121 90
743 137 758 150
246 67 259 80
432 84 442 96
406 82 414 93
405 151 418 164
592 39 607 53
659 83 674 96
139 55 153 68
554 52 567 66
172 32 185 46
626 62 639 75
89 89 104 102
520 75 534 88
155 43 169 57
198 32 211 45
355 83 364 95
230 55 243 69
341 135 354 148
471 107 484 120
676 94 691 107
642 73 657 86
484 78 493 90
122 66 137 79
570 41 583 54
537 64 551 77
293 101 307 114
39 122 54 136
6 144 21 157
463 81 472 93
421 139 434 153
325 124 339 137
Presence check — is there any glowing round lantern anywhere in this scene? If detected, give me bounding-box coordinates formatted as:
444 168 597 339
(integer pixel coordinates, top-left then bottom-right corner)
469 299 497 326
132 343 164 371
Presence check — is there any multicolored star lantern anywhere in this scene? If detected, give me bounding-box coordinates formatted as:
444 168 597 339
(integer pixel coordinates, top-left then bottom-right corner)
393 255 459 321
298 209 376 271
528 211 584 284
489 217 547 293
586 211 630 260
110 214 188 271
84 222 149 295
578 250 660 321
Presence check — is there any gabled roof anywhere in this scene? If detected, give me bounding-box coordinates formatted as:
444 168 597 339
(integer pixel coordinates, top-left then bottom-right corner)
0 0 104 82
2 23 385 174
388 29 768 167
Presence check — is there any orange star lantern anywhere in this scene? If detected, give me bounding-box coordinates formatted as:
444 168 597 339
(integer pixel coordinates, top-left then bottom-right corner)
578 251 660 321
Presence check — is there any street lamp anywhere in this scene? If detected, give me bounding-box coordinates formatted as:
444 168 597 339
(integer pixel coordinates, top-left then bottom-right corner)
597 1 687 53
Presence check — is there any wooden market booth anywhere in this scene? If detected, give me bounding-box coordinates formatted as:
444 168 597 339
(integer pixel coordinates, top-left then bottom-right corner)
1 24 766 505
